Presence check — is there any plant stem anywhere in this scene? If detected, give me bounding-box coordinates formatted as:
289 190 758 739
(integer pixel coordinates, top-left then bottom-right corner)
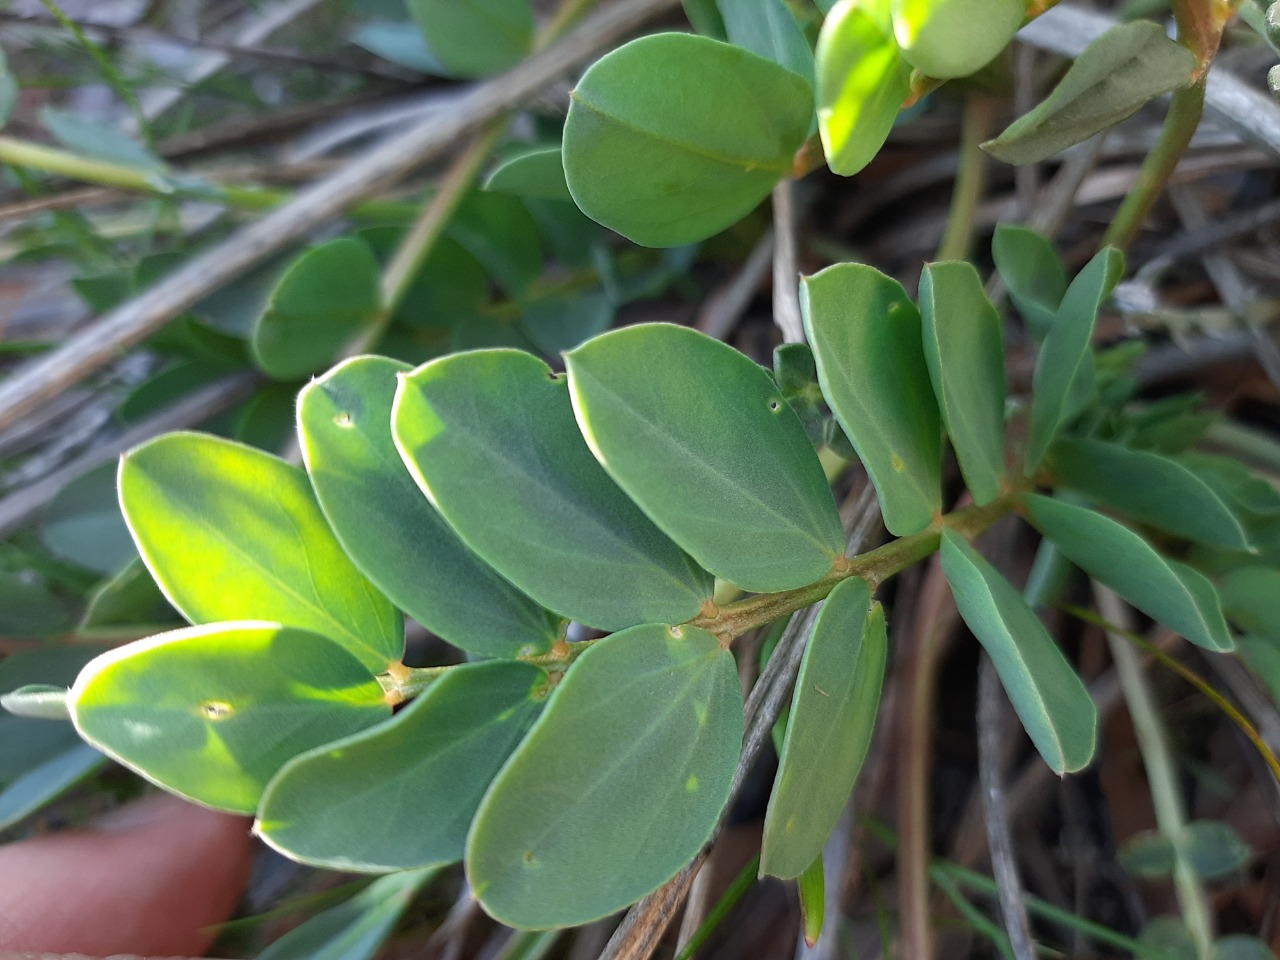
936 96 995 262
1101 78 1206 252
1094 587 1215 960
0 135 416 220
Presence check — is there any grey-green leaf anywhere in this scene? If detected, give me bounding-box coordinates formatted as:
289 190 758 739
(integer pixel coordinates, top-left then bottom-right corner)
407 0 533 78
802 263 941 535
1026 247 1124 471
566 323 846 592
920 262 1007 504
393 349 712 631
467 623 743 929
761 577 886 878
299 357 560 658
940 530 1097 774
1049 437 1253 551
721 0 815 87
257 661 547 872
120 432 403 673
485 146 573 202
1024 494 1233 652
991 225 1066 340
42 107 165 171
258 869 437 960
251 238 382 380
982 21 1198 165
563 33 814 247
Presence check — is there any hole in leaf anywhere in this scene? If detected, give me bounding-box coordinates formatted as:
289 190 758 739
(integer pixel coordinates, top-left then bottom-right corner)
334 412 354 428
668 626 683 639
200 700 233 720
768 399 782 412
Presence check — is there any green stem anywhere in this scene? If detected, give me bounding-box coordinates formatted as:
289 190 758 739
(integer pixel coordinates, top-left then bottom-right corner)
1101 79 1206 252
39 0 151 142
1095 589 1214 960
0 135 418 221
936 96 995 262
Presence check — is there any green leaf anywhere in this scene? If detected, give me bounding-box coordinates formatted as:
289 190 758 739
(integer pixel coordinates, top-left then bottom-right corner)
1120 821 1250 881
407 0 533 78
361 229 488 331
1023 494 1234 652
1025 247 1124 470
919 262 1007 504
798 856 825 947
69 622 390 813
519 289 614 356
486 146 573 202
353 21 446 74
890 0 1025 79
940 530 1097 773
251 238 381 380
233 383 301 453
467 623 743 928
41 462 136 575
299 357 559 658
1141 917 1197 960
41 107 165 171
567 323 846 592
802 263 941 535
258 660 546 871
761 577 886 877
119 360 236 425
721 0 816 87
393 349 712 630
815 0 909 176
448 191 544 297
991 225 1067 341
0 49 17 128
0 568 76 637
563 33 814 247
0 743 106 831
1049 438 1253 551
258 869 436 960
1 684 70 720
1218 566 1280 639
684 0 727 37
1214 936 1276 960
78 557 180 638
120 432 404 673
982 21 1198 165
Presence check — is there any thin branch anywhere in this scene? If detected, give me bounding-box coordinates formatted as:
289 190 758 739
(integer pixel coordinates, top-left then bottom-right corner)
772 181 805 343
0 0 682 436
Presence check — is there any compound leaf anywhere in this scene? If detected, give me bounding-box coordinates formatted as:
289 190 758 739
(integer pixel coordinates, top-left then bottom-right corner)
467 623 742 929
940 531 1097 773
566 323 845 592
120 432 403 673
815 0 909 176
920 262 1007 504
983 21 1197 164
802 263 941 535
1024 494 1233 652
563 33 813 247
69 622 390 813
762 577 886 878
1050 438 1253 551
299 357 560 659
251 238 382 380
258 660 546 872
393 349 712 631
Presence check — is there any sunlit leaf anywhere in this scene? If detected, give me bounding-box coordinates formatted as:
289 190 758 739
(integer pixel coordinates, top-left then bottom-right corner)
393 349 713 630
468 623 743 928
802 263 941 535
762 577 886 877
920 262 1007 504
890 0 1024 79
69 622 390 813
563 33 813 246
1024 494 1233 652
299 357 560 658
120 432 403 673
567 323 846 592
940 530 1097 773
815 0 909 176
258 661 546 871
